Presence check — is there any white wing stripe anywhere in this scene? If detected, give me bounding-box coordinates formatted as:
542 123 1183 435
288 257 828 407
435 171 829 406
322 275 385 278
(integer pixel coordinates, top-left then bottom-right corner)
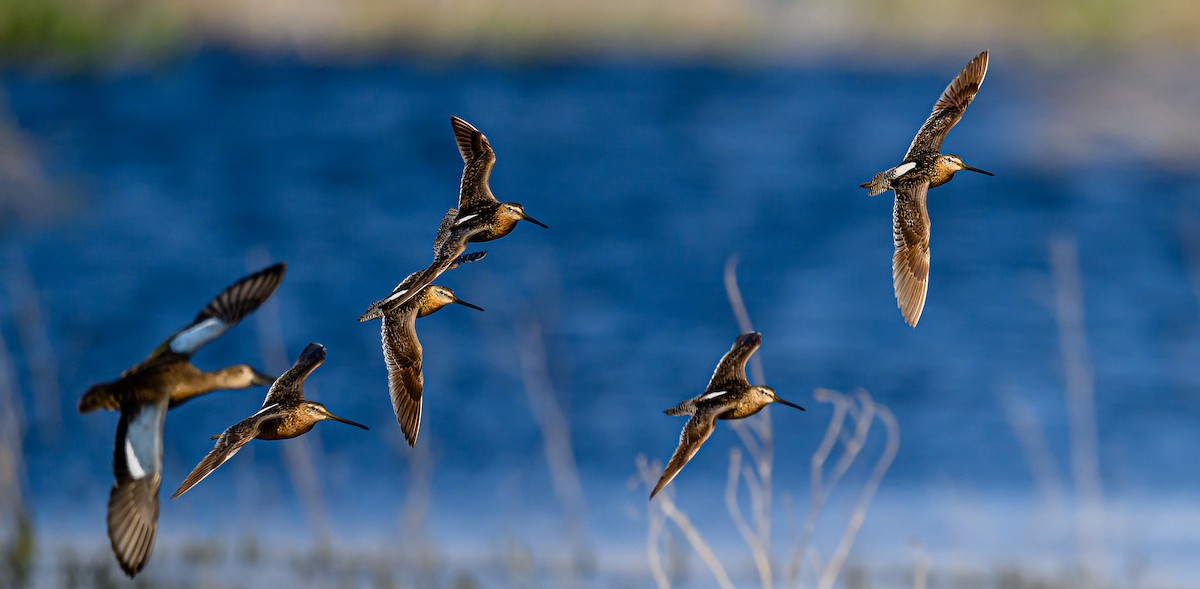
252 403 280 418
124 438 145 479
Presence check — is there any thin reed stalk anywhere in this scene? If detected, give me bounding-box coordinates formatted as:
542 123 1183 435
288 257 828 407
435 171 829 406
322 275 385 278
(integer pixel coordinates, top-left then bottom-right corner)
816 390 898 589
245 253 332 548
723 255 774 588
637 456 735 589
787 388 898 589
1048 237 1105 586
4 250 61 440
516 318 593 577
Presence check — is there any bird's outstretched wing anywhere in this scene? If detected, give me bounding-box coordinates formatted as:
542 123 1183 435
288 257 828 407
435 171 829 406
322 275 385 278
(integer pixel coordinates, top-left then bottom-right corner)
451 116 499 215
375 224 488 311
892 181 932 327
262 342 325 407
122 263 287 376
381 309 425 446
704 332 762 393
171 412 269 499
650 408 722 499
358 249 487 322
904 50 989 159
107 398 167 577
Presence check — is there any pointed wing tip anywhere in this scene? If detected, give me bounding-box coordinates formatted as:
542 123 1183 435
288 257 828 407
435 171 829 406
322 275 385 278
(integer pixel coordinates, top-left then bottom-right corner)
738 331 763 344
649 477 669 500
107 477 160 578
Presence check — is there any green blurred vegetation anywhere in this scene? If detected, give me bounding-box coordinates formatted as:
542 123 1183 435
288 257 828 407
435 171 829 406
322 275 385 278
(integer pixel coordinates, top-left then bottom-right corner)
1 0 1199 64
0 0 185 65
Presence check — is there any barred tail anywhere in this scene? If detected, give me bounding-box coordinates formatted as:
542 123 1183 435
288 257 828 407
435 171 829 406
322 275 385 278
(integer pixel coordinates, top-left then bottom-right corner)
664 401 694 416
358 299 386 322
862 169 893 196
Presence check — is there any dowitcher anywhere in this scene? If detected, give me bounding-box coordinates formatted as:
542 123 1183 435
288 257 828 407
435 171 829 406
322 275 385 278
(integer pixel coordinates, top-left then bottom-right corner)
171 343 368 499
861 50 993 327
77 263 285 577
371 116 546 312
450 115 546 243
650 332 804 499
374 284 482 446
359 252 486 446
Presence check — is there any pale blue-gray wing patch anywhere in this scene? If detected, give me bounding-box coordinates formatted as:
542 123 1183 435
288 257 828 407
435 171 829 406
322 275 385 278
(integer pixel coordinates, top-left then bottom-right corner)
107 398 167 577
167 317 226 356
127 263 286 369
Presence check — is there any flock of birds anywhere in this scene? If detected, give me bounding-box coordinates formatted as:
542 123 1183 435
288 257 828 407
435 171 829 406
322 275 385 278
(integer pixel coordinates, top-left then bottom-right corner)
78 51 993 577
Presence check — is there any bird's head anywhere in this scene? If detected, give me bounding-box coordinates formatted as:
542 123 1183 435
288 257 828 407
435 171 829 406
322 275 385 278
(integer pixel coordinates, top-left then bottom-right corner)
222 364 276 388
498 202 547 229
755 386 806 412
419 285 485 317
943 154 994 177
302 401 369 430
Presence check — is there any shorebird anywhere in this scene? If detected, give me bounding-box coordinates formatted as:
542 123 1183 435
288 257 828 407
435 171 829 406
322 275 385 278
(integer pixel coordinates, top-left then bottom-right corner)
171 343 368 499
372 116 546 312
650 332 804 499
450 115 546 243
358 249 485 323
861 50 994 327
359 250 485 446
78 263 285 577
370 283 482 446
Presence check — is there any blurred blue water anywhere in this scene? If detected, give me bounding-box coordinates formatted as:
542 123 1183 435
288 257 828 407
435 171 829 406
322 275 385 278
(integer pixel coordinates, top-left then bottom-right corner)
3 52 1199 576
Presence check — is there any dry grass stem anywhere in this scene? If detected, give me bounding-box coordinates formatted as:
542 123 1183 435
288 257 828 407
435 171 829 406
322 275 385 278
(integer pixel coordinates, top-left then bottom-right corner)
246 253 332 547
996 386 1066 511
722 255 775 588
638 456 735 589
4 250 61 440
638 456 672 589
1049 238 1105 585
788 388 898 589
817 391 898 589
0 327 25 520
517 319 593 573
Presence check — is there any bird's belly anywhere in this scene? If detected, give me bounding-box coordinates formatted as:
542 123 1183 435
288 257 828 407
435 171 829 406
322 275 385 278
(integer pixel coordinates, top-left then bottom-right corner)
257 419 314 440
719 405 765 420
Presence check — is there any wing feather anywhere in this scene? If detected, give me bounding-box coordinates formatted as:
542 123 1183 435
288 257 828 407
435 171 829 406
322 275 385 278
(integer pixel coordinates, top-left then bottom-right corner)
892 182 932 326
171 416 266 499
704 332 762 393
650 410 720 499
107 399 167 577
382 309 424 446
451 115 499 214
905 51 989 159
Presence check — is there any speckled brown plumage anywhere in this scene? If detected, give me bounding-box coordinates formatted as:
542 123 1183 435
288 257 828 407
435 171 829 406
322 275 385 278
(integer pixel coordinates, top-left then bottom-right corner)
172 343 368 500
650 332 805 499
78 263 285 577
861 51 994 327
